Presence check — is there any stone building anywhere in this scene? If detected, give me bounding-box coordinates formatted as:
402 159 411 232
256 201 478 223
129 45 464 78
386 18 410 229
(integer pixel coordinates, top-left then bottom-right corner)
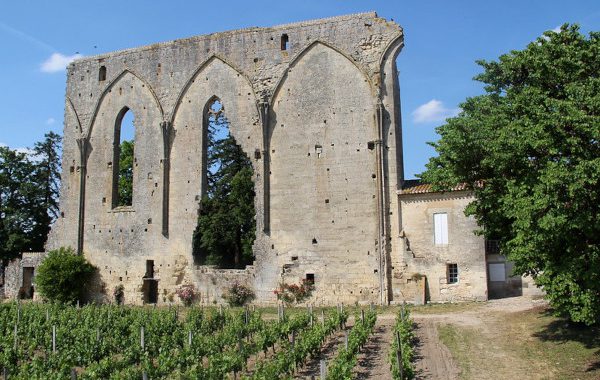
2 12 538 305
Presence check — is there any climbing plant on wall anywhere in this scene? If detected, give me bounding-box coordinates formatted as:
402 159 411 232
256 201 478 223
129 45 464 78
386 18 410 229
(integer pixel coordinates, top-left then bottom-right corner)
192 99 256 268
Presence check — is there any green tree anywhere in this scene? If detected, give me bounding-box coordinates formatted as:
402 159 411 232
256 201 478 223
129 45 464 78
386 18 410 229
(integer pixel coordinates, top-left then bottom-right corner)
0 132 61 261
30 131 62 251
118 140 134 206
0 147 37 261
193 102 256 268
35 247 96 304
421 25 600 325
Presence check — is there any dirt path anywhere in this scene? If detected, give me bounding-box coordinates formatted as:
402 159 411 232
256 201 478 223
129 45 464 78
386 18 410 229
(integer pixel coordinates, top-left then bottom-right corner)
353 318 395 380
411 296 549 380
412 318 460 380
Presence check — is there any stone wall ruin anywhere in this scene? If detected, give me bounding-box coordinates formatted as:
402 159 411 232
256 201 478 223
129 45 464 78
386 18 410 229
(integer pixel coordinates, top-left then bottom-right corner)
45 12 406 305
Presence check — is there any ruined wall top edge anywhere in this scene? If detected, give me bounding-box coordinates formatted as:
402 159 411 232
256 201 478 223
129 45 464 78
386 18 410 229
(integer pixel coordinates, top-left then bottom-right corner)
65 12 403 129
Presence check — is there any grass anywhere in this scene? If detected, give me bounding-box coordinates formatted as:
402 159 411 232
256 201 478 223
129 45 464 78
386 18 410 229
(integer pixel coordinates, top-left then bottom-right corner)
436 306 600 379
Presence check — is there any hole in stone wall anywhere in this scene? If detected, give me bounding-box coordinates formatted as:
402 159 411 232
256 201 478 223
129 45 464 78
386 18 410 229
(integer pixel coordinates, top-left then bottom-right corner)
99 66 107 81
113 108 135 208
281 34 289 50
192 97 256 269
306 273 315 285
312 238 318 244
367 141 375 150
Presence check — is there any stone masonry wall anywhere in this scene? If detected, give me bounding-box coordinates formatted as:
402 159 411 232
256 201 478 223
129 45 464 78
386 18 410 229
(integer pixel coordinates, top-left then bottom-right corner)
46 12 406 305
392 192 488 303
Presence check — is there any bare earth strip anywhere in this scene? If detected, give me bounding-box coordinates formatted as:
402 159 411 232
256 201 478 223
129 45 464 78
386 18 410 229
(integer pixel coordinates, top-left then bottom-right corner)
352 318 395 380
412 318 460 380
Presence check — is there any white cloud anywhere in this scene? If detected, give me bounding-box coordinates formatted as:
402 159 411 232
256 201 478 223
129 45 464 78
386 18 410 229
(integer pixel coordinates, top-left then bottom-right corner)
46 117 56 125
15 147 35 156
551 25 562 33
412 99 459 124
41 52 82 73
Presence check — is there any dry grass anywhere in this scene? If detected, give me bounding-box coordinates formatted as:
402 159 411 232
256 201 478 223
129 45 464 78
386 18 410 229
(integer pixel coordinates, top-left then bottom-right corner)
437 306 600 380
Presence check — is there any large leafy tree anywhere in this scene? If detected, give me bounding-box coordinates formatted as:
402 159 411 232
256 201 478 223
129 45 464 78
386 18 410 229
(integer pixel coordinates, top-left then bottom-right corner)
421 25 600 325
193 103 256 268
30 131 62 251
0 132 62 260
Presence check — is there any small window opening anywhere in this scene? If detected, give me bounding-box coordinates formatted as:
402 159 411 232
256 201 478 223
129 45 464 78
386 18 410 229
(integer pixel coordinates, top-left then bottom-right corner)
99 66 106 81
447 263 458 284
367 141 375 150
281 34 290 50
306 273 315 285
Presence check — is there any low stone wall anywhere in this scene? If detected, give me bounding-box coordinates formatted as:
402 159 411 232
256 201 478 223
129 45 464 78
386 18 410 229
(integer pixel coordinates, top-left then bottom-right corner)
3 252 47 300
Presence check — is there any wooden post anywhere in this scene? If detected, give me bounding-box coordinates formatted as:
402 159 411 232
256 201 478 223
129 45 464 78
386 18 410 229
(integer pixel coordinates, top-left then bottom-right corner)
321 310 325 326
320 359 326 379
52 325 56 353
13 322 17 350
344 331 348 349
140 326 145 350
46 308 49 322
77 300 80 309
96 328 100 342
3 366 8 380
396 331 403 379
291 330 295 348
71 368 77 380
361 309 365 323
188 330 193 347
142 372 148 380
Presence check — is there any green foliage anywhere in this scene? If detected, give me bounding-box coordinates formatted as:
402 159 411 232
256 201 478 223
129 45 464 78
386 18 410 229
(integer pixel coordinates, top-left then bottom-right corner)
35 247 96 304
117 139 134 207
326 309 377 380
250 308 349 379
389 307 415 379
0 132 62 261
0 302 321 378
193 101 256 268
223 281 255 306
421 24 600 325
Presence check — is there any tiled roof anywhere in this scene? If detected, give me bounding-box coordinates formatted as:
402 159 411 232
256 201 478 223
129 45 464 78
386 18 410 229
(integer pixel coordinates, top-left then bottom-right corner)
398 179 471 195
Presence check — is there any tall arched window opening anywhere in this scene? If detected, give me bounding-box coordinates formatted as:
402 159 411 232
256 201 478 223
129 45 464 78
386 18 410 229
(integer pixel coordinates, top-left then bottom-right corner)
192 98 256 268
113 107 135 207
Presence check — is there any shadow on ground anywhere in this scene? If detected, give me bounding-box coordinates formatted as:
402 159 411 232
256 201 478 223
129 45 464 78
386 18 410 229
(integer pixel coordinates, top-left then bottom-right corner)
532 308 600 373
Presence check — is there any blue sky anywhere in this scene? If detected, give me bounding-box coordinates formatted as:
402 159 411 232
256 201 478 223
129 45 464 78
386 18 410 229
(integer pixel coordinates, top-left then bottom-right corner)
0 1 598 178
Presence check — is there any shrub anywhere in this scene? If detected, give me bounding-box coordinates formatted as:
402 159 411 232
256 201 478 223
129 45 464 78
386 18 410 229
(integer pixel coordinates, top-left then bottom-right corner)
35 247 96 304
113 284 124 305
223 281 255 306
176 284 197 306
274 279 314 305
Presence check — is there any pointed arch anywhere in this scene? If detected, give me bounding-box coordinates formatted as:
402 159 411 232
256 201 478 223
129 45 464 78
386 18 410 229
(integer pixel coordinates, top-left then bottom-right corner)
270 40 375 107
170 55 258 124
85 69 164 139
66 97 83 137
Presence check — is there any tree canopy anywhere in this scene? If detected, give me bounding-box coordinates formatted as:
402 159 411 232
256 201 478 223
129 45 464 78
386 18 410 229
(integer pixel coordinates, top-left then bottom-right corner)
0 132 62 261
421 25 600 325
192 101 256 268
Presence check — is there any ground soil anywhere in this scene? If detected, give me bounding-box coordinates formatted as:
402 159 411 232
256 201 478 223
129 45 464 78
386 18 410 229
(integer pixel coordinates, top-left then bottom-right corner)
254 297 599 379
